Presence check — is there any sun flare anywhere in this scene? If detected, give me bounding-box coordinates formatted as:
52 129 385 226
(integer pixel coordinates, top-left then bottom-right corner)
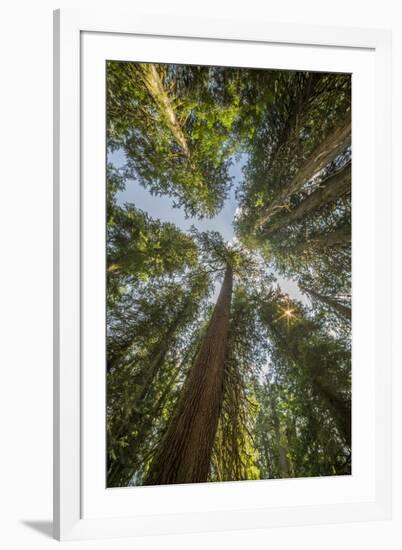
276 304 298 327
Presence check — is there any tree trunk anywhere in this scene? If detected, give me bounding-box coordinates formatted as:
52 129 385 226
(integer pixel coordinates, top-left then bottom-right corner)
313 378 351 447
290 222 351 256
145 266 233 485
262 301 351 449
301 286 351 321
137 63 192 162
107 292 203 486
107 279 201 373
107 337 196 487
258 115 351 227
264 163 351 236
270 394 290 477
260 435 274 478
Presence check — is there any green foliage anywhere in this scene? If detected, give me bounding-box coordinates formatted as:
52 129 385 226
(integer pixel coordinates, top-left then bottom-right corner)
107 204 198 280
107 61 245 217
209 286 268 481
234 70 352 339
255 288 351 477
105 63 352 486
107 270 212 486
235 71 350 240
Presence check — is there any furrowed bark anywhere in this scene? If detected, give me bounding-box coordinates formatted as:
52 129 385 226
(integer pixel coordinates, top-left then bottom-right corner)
145 266 233 485
258 115 351 227
107 291 204 487
107 340 196 487
264 163 351 236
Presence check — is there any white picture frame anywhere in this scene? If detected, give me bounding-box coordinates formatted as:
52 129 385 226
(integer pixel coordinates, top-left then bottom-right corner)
53 8 392 541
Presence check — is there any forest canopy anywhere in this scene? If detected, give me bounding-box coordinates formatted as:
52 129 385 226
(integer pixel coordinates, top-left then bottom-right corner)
106 61 351 487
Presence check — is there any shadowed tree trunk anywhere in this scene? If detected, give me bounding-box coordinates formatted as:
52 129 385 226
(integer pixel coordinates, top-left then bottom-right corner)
107 289 207 487
270 394 290 477
258 114 351 227
261 301 351 448
290 222 351 256
301 286 351 321
145 266 233 485
107 341 195 487
263 163 351 237
260 435 274 478
313 378 351 447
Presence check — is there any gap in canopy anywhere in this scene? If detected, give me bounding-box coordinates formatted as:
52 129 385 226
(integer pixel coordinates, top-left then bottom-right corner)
110 148 310 306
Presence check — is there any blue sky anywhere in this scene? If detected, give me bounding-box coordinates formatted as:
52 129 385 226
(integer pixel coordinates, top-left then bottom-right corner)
113 149 241 243
110 149 308 305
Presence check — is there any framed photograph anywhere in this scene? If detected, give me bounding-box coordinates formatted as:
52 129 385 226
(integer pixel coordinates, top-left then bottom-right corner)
53 8 392 541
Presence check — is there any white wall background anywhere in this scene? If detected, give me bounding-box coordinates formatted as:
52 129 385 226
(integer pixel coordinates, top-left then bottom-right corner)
0 1 400 548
